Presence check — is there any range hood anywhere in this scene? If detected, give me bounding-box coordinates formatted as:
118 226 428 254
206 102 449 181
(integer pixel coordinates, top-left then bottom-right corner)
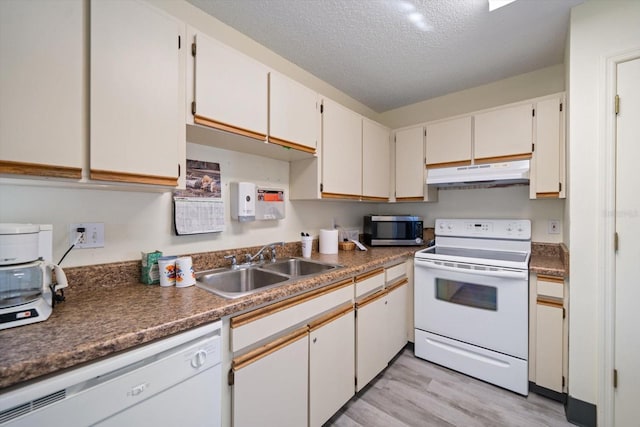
426 160 530 188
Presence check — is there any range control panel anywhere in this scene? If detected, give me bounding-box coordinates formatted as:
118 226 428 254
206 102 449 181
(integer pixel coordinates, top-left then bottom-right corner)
435 219 531 240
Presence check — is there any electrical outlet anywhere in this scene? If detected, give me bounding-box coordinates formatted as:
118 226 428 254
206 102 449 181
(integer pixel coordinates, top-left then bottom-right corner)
69 223 105 248
548 220 561 234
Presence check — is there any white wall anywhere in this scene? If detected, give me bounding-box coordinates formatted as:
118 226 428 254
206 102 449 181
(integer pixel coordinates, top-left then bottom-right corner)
0 143 375 267
567 0 640 407
384 186 564 243
378 64 565 129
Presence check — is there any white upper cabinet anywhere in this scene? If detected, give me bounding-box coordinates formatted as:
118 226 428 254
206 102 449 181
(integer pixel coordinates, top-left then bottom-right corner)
0 0 83 179
321 97 362 199
90 0 182 186
362 118 391 201
394 126 437 202
530 95 565 199
425 116 472 167
192 31 268 141
269 71 318 153
474 103 533 162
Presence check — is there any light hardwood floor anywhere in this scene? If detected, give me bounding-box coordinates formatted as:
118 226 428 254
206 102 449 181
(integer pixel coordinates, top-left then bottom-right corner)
326 347 573 427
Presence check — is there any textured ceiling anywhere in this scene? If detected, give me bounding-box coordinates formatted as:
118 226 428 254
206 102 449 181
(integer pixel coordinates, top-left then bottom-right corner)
186 0 584 113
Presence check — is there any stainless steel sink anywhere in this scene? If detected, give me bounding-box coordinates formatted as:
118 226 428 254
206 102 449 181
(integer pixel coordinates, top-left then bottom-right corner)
196 267 290 299
260 258 340 277
195 258 341 299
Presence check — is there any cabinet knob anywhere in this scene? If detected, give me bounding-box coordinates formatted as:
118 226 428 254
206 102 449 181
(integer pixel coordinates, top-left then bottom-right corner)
313 337 317 344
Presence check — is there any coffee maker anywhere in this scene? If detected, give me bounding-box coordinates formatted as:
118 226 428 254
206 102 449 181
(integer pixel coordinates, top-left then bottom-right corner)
0 224 68 330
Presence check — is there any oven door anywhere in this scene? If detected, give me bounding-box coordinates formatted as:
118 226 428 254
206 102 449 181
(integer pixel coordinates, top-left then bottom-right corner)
414 257 528 359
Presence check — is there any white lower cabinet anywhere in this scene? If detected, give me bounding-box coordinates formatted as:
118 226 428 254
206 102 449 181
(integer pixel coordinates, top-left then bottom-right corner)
535 303 563 392
229 280 355 427
529 273 567 397
232 328 309 427
386 281 409 362
356 290 389 392
309 307 355 427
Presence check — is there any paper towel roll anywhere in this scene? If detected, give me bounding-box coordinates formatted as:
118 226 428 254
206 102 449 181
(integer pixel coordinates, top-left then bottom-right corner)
319 229 339 254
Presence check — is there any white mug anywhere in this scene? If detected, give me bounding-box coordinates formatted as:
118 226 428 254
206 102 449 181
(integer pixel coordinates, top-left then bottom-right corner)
158 256 177 287
176 256 196 287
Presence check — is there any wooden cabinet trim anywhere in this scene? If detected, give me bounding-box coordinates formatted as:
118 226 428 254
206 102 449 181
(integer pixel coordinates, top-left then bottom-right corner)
268 135 316 154
90 169 177 186
537 297 563 308
474 153 532 164
395 196 424 202
308 303 354 332
536 192 560 199
232 326 308 371
361 196 389 202
231 278 354 328
538 275 564 284
0 160 82 180
321 192 361 200
386 278 408 292
194 114 267 141
356 289 387 308
355 268 385 283
426 160 472 168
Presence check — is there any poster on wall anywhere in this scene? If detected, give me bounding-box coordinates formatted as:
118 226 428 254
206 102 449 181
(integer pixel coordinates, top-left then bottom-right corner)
173 160 224 235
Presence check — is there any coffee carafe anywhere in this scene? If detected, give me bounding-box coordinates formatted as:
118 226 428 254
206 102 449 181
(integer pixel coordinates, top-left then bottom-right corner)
0 224 68 330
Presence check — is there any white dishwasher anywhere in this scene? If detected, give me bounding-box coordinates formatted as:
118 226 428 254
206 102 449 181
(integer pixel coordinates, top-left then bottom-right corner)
0 321 222 427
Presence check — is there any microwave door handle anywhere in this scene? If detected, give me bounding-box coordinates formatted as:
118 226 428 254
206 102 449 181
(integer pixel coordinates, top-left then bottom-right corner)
415 259 527 280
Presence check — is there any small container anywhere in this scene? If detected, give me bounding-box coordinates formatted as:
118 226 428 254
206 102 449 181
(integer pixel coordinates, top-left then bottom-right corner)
301 235 313 258
338 241 355 251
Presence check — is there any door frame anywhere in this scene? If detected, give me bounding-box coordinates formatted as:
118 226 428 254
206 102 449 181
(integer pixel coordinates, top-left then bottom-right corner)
600 48 640 427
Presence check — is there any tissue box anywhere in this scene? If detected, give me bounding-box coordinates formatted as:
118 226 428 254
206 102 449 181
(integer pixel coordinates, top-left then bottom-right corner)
141 250 162 284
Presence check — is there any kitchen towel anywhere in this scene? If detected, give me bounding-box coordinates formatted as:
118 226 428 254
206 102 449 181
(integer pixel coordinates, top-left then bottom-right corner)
319 229 338 254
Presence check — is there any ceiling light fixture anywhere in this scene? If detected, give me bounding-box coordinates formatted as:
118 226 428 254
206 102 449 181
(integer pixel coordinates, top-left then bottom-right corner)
488 0 517 11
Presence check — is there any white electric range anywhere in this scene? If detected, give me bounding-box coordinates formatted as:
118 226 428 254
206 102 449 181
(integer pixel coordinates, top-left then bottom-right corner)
414 218 531 395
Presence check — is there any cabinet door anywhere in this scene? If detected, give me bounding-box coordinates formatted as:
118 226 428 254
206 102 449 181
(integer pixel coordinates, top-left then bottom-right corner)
356 291 388 391
193 32 268 140
233 328 308 427
531 96 564 198
321 98 362 199
90 0 181 186
425 116 472 167
395 126 425 200
535 302 564 393
269 71 318 153
309 306 355 427
386 281 409 361
474 103 533 162
0 0 83 179
362 119 391 201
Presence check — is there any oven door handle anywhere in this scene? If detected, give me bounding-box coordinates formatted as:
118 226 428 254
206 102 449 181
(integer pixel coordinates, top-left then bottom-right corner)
415 258 528 280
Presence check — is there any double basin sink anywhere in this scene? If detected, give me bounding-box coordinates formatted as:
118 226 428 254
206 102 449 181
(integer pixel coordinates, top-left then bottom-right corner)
196 258 342 299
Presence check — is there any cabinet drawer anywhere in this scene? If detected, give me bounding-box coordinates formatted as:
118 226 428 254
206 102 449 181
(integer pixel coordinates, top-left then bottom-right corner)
231 279 353 352
355 268 385 299
537 275 564 299
385 262 407 284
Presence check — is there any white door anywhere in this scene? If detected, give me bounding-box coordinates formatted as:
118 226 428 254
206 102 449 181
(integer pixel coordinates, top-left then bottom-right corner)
614 56 640 426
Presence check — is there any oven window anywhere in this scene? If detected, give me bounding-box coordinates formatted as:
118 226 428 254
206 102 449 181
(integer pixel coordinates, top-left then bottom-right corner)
435 278 497 311
375 222 411 239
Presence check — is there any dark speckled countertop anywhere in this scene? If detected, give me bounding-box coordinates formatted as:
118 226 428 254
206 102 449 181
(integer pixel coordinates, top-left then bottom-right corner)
0 244 417 390
0 241 568 391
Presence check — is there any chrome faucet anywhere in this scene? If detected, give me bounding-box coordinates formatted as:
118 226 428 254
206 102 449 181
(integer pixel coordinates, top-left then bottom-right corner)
248 241 284 263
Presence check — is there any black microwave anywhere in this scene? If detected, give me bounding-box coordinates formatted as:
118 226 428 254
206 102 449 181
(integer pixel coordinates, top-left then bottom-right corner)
363 215 424 246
